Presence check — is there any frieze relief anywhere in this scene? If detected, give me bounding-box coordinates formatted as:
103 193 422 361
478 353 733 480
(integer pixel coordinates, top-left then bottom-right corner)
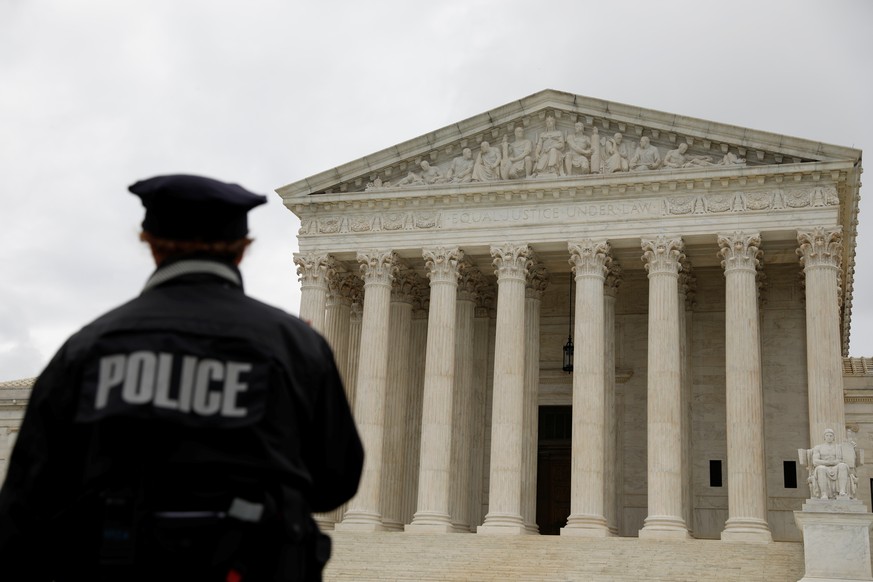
664 186 838 216
298 185 838 237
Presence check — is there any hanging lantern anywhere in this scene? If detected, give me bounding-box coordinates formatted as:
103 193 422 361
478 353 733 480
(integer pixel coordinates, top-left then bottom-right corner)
563 271 574 373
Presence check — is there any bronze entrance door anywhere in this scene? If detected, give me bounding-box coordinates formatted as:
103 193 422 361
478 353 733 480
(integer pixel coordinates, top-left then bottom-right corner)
536 406 572 535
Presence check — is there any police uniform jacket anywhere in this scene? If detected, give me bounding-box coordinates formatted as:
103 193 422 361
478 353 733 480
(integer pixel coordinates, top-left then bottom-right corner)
0 257 364 577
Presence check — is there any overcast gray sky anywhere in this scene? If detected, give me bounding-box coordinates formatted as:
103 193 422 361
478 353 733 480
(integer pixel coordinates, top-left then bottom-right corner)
2 0 871 381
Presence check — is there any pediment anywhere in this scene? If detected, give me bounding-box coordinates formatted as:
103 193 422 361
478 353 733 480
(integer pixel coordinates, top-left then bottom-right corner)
277 89 861 199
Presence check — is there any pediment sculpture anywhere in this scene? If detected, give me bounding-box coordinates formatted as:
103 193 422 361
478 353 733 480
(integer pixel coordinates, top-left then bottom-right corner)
367 116 748 191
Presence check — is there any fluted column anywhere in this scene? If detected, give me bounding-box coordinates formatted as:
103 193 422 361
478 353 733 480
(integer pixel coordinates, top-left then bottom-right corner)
315 270 355 531
381 268 416 531
522 259 549 533
678 260 696 537
798 227 846 444
639 236 690 539
449 263 480 532
408 247 463 533
401 278 429 524
469 287 495 530
604 263 622 536
479 243 531 535
563 240 612 537
333 284 363 528
337 250 398 531
718 232 772 542
294 252 335 333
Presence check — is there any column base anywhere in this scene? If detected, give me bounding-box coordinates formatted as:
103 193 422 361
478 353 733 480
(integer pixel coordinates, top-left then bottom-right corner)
381 518 404 532
312 515 335 531
562 513 611 537
721 517 772 543
450 521 472 534
478 512 527 535
335 509 386 532
524 523 540 535
639 515 690 540
408 510 453 532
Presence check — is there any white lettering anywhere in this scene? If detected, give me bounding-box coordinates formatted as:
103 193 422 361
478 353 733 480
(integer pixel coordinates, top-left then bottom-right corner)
95 355 126 409
122 351 156 404
91 352 255 418
222 362 251 417
192 359 224 416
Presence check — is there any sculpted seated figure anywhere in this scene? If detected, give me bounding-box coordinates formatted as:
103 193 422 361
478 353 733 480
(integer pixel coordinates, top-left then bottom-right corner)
564 122 592 176
533 116 564 177
630 136 661 171
811 428 856 499
501 127 533 180
446 148 474 183
471 141 502 182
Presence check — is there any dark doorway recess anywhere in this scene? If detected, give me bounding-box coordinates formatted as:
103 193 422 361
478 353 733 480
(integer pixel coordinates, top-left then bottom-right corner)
536 406 571 535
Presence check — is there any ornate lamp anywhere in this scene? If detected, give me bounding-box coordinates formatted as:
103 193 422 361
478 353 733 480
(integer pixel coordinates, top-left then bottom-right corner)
562 271 574 373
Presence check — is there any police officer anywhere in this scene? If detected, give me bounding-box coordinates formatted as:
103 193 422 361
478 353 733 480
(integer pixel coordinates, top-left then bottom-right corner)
0 175 363 581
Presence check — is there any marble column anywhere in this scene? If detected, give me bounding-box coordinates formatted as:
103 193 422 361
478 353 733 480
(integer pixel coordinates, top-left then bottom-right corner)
469 288 494 531
293 252 335 333
381 268 416 531
604 263 622 536
401 278 429 525
563 240 612 537
639 236 690 539
315 270 355 531
678 260 696 537
797 227 846 444
337 250 398 531
333 285 363 527
408 247 463 533
522 258 549 533
450 263 480 532
719 233 772 543
479 243 531 535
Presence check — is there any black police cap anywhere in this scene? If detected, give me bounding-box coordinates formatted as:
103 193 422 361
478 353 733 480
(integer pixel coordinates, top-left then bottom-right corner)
129 174 267 241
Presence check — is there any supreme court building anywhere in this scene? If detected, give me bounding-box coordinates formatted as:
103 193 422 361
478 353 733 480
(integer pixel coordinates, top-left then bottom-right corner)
279 89 863 544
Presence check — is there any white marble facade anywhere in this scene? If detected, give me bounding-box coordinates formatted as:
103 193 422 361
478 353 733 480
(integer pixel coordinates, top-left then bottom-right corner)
279 90 864 543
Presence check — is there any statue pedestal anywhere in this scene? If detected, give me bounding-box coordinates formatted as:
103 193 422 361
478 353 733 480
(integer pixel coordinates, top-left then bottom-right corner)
794 499 873 581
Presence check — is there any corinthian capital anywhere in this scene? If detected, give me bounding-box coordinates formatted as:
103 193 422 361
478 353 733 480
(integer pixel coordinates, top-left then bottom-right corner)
294 252 336 287
357 249 399 286
392 267 418 303
568 240 611 279
327 271 359 307
797 227 842 270
526 257 550 300
641 236 685 276
605 262 623 298
423 246 464 284
491 243 532 282
718 232 762 273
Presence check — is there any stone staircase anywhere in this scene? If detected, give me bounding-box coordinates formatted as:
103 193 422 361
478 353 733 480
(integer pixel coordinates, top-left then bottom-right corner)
323 532 805 581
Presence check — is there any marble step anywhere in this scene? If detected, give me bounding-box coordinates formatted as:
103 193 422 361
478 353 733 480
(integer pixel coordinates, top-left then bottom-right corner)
323 532 805 581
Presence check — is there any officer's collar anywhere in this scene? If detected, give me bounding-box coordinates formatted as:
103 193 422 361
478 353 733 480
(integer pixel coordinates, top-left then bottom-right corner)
143 259 242 292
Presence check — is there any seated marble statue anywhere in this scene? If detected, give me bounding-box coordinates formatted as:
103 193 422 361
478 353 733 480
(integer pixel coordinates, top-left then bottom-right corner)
630 136 661 171
563 121 592 176
662 143 714 169
446 148 474 183
501 127 533 180
810 428 856 499
533 116 564 177
472 141 502 182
